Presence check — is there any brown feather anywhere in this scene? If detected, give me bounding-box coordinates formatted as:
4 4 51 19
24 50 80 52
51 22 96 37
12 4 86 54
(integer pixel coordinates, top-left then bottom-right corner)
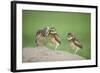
73 38 83 48
54 34 61 44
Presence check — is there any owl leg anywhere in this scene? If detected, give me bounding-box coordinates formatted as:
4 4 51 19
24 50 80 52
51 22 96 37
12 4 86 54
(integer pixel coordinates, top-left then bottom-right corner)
55 43 59 50
72 46 75 50
75 48 80 54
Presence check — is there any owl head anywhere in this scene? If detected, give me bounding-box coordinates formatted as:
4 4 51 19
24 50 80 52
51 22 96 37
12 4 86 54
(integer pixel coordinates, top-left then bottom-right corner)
49 27 57 34
67 32 75 40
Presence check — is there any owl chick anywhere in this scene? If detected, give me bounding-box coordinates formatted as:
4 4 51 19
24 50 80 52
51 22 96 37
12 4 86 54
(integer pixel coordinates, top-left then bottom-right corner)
67 32 83 54
48 27 61 50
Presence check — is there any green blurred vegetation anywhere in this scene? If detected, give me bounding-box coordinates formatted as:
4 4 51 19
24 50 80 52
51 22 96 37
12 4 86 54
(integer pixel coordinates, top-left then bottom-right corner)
22 10 91 59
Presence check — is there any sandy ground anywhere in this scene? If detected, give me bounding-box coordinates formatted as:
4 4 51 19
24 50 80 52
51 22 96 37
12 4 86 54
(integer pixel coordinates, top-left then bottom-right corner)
22 47 84 63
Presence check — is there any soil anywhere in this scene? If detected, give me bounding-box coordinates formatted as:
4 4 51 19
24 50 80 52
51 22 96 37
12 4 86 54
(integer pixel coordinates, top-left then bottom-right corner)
22 46 84 63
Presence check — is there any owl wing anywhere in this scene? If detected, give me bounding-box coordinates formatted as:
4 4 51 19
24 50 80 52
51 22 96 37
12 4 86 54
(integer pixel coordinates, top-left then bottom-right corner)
54 34 61 44
74 38 83 48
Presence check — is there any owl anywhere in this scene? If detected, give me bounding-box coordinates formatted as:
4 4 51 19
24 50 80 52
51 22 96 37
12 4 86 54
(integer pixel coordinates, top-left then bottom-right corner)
35 27 61 50
67 32 83 54
48 27 61 50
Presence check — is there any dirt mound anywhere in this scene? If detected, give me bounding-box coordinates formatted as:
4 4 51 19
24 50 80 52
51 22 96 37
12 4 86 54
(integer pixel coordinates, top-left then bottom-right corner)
22 47 84 62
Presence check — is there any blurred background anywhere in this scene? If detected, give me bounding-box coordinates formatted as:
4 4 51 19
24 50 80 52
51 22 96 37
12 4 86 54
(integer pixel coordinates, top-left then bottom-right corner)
22 10 91 59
